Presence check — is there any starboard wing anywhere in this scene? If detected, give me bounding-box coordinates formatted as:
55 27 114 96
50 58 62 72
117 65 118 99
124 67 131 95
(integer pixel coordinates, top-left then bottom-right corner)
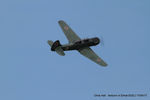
58 20 81 43
78 47 107 66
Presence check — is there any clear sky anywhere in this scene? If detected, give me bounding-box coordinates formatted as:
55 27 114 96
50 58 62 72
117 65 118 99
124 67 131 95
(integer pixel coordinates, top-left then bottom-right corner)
0 0 150 100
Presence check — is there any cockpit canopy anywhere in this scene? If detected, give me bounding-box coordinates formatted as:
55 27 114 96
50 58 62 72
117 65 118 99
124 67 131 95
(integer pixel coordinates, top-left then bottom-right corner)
74 37 100 45
74 40 82 44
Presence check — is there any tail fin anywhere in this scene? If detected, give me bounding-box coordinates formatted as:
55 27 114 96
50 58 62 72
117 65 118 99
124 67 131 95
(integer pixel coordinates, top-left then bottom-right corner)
47 40 65 56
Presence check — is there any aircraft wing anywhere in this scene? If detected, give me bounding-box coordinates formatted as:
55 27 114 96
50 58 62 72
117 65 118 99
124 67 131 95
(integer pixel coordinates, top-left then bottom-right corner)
58 20 81 43
78 47 107 66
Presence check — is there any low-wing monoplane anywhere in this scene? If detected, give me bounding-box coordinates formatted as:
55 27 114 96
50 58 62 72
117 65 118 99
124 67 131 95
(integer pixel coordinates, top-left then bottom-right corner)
48 20 107 66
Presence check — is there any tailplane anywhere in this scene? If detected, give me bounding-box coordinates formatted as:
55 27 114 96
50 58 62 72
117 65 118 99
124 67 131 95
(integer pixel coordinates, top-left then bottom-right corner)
47 40 65 56
47 40 53 47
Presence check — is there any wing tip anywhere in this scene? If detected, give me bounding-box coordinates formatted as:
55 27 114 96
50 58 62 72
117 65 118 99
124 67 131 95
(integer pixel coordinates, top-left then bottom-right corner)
58 20 65 24
102 64 108 67
99 62 108 67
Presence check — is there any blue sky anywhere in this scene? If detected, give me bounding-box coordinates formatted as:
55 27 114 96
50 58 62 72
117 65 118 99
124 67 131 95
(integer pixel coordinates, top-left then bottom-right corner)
0 0 150 100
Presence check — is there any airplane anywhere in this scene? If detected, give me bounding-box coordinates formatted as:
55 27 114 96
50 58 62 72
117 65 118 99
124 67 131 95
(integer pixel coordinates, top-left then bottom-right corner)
47 20 107 67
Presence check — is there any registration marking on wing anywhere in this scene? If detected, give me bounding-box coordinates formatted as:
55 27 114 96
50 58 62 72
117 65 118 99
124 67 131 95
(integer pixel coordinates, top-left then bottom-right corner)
97 58 101 62
64 26 69 30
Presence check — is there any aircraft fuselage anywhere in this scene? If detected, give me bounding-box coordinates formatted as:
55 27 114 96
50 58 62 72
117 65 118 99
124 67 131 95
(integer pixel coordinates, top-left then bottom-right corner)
51 37 100 51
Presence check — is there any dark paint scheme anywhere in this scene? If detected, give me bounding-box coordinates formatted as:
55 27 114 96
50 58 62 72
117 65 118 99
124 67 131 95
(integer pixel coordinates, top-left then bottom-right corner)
51 37 100 51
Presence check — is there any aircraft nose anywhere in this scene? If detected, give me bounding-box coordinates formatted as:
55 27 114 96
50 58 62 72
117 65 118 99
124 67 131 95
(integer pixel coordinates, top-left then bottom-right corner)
94 37 100 44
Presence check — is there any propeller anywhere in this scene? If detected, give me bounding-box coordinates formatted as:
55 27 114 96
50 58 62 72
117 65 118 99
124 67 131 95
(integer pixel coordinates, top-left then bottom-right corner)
99 35 105 47
83 33 105 47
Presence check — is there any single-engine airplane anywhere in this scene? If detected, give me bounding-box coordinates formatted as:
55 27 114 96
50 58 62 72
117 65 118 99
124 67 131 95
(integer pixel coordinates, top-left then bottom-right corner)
48 20 107 66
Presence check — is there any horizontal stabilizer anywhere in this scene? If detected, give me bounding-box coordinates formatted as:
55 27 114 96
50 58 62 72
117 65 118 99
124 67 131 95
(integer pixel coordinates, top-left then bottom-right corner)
47 40 53 47
55 46 65 56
